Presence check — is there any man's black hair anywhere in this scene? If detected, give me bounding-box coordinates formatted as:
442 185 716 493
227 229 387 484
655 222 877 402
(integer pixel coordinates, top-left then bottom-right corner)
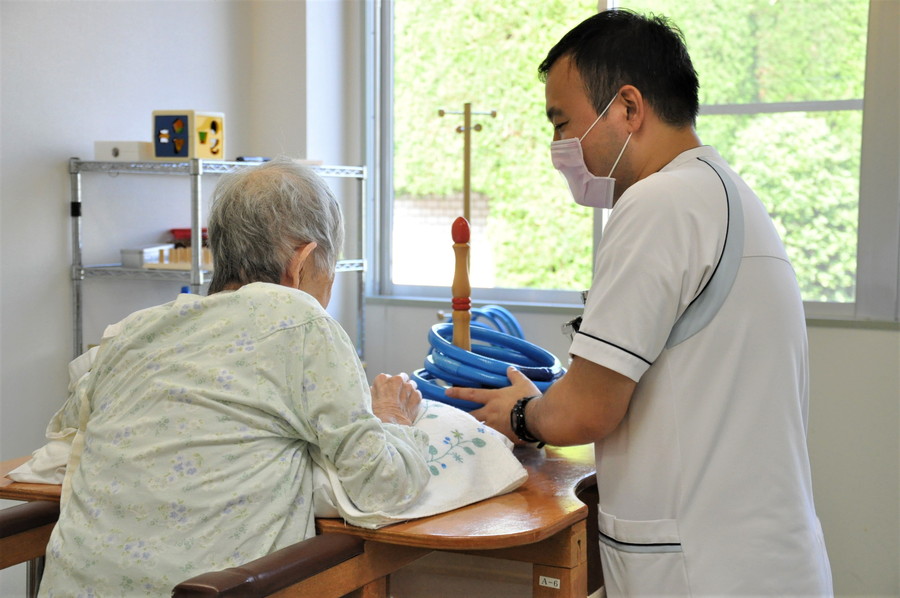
539 9 699 127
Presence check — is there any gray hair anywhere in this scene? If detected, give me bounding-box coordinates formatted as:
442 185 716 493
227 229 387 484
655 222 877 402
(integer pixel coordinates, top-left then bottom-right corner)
207 158 344 294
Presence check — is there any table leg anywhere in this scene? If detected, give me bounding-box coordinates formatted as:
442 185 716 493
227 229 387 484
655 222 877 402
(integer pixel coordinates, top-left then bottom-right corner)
530 520 588 598
459 520 589 597
533 560 588 598
344 575 389 598
27 556 45 598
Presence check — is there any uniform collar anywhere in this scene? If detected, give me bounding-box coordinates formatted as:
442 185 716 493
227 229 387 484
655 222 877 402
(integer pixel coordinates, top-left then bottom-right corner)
660 145 723 172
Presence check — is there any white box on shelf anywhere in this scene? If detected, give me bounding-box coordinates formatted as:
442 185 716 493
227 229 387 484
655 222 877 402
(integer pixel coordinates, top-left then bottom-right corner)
120 244 175 268
95 141 154 162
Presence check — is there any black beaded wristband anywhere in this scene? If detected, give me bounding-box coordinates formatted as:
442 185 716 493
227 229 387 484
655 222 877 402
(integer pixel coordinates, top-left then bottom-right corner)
510 394 545 448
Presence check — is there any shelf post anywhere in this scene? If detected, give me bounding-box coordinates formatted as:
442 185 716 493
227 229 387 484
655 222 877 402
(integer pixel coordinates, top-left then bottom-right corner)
357 170 368 361
69 158 84 357
190 159 204 293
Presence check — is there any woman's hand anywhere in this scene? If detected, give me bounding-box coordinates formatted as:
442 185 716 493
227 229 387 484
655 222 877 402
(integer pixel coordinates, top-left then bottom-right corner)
370 372 422 426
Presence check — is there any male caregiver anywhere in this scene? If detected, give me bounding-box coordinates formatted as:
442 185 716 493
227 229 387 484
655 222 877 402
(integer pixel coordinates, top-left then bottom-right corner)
445 9 832 596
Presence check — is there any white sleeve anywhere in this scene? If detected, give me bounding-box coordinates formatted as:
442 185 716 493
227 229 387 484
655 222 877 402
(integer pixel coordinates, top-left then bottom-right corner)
569 172 725 381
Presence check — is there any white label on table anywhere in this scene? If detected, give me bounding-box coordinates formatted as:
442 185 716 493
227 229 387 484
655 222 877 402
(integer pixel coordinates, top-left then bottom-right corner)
539 576 561 589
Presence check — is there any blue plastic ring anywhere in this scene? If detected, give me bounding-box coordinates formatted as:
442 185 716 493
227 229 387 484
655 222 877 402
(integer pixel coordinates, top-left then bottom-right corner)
428 323 563 382
411 368 482 411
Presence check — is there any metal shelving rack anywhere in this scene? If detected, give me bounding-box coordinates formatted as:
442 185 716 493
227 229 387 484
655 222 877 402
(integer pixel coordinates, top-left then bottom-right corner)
69 157 367 358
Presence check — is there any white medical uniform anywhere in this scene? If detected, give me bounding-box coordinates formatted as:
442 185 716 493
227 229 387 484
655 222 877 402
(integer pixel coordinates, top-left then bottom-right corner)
569 146 832 596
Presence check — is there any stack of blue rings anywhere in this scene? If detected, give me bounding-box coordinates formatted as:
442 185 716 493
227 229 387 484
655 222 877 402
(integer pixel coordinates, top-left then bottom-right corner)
411 305 565 412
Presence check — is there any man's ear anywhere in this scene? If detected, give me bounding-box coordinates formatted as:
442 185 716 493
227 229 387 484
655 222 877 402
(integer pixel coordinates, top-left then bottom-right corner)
281 242 318 289
619 85 645 131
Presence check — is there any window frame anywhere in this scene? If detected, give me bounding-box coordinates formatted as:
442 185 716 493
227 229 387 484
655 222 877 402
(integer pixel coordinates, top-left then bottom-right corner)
366 0 899 323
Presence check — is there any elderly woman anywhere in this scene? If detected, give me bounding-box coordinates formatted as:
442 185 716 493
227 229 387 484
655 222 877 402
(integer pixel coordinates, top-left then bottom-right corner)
39 159 429 596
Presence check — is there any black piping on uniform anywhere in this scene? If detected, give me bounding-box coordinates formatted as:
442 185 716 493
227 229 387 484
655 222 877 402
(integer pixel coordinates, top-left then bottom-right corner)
575 330 652 366
684 156 731 313
598 530 684 554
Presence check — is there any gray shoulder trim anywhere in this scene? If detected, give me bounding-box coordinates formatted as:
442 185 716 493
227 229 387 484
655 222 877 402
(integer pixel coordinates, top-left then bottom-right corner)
665 157 745 349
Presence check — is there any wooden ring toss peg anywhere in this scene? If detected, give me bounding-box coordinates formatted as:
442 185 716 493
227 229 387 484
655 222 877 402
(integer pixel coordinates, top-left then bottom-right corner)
451 216 471 351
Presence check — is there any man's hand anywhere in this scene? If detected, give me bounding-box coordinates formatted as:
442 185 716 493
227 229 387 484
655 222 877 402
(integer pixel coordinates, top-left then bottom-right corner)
446 357 637 447
370 372 422 426
444 366 539 444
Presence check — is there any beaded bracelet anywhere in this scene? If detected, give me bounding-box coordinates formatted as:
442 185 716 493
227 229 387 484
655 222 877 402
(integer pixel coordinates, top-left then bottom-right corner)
509 394 545 448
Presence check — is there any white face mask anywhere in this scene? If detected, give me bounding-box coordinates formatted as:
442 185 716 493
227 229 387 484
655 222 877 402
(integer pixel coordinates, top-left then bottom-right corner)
550 94 632 209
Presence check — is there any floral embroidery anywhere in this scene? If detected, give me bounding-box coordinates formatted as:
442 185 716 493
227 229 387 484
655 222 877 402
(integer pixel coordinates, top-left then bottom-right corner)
418 402 489 476
426 431 488 476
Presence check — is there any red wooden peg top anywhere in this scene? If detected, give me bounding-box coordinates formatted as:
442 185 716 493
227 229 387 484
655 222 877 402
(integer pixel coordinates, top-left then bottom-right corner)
452 216 470 244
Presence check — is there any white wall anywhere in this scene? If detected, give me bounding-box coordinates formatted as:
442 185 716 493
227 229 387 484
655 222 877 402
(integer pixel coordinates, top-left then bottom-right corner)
806 324 899 597
1 1 898 597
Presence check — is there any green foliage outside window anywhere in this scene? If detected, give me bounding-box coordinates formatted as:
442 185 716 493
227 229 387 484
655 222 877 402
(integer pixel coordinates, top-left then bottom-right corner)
393 0 868 301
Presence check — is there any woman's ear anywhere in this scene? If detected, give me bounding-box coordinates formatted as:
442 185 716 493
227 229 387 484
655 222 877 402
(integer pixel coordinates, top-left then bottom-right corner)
281 242 318 289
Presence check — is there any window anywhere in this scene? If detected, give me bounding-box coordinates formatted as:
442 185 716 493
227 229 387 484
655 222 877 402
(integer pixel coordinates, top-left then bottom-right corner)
372 0 899 321
380 0 599 304
620 0 867 305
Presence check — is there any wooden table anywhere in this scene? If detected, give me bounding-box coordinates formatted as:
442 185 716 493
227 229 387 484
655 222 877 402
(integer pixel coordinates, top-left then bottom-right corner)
0 456 52 502
1 445 597 597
